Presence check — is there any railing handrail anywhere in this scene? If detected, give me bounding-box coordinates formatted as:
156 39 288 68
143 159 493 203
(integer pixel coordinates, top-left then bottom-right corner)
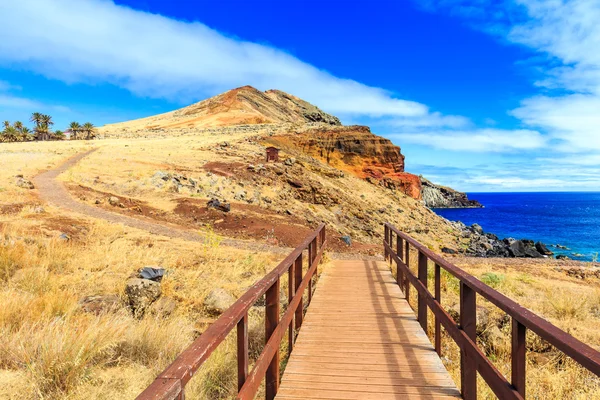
384 222 600 400
138 223 327 400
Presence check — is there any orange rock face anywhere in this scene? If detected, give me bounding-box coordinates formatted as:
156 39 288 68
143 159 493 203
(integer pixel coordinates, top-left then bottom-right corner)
272 125 423 200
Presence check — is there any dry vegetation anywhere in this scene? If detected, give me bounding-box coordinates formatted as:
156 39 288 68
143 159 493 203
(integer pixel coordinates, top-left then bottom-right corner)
1 134 599 399
400 251 600 399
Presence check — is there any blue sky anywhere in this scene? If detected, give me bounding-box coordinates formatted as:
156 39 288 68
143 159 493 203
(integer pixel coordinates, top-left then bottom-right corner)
1 0 599 192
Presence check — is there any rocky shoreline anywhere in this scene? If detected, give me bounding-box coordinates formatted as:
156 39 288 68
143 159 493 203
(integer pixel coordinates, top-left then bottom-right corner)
420 177 483 209
447 220 559 259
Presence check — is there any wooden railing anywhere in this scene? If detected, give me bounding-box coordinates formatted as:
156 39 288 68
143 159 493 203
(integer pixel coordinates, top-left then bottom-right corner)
137 224 326 400
384 223 600 400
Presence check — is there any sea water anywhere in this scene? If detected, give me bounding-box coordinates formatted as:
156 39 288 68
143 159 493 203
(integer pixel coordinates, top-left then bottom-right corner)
433 192 600 261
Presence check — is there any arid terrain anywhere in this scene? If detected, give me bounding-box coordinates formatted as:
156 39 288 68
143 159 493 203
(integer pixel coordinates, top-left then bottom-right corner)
0 86 598 399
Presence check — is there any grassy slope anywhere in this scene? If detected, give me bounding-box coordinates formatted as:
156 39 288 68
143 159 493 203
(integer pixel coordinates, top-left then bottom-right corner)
0 137 599 398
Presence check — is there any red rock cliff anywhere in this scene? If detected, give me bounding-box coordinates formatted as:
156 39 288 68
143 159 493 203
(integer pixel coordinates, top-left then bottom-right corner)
272 125 422 199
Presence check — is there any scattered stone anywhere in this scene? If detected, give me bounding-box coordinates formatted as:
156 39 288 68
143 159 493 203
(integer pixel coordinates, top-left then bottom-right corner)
58 233 70 241
441 247 457 254
204 288 235 314
234 190 246 201
138 266 166 282
79 295 121 315
207 199 231 212
32 206 45 214
108 196 120 206
148 297 177 318
284 157 296 166
125 278 161 316
470 223 484 235
15 178 34 189
153 171 170 181
287 179 303 188
340 235 352 246
94 199 102 205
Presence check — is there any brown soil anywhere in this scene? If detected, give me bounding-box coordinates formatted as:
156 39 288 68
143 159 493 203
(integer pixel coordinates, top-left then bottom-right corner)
202 161 248 178
0 203 27 215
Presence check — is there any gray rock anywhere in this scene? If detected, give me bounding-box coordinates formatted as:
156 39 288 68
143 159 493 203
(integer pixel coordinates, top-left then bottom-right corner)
108 196 120 206
284 157 296 166
148 297 177 318
535 241 553 256
441 247 457 254
340 235 352 246
79 295 121 315
125 278 161 317
32 206 45 214
153 171 170 181
138 266 166 282
204 288 235 314
471 223 484 235
58 233 70 241
207 199 231 212
15 178 34 189
234 190 246 201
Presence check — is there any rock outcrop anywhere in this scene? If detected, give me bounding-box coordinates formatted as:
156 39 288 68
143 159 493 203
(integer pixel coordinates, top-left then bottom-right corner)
451 221 548 258
421 177 483 208
271 125 423 199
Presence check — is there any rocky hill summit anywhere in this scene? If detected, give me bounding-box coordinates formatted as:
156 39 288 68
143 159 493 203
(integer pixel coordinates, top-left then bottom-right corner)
102 86 341 131
420 177 483 208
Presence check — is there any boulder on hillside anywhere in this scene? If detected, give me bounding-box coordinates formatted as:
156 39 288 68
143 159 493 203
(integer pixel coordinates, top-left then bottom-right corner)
204 288 235 314
15 177 34 189
125 278 161 317
207 199 231 212
506 239 544 258
79 294 121 315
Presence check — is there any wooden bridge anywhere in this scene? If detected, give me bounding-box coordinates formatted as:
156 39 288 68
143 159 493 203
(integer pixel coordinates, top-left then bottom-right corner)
138 224 600 400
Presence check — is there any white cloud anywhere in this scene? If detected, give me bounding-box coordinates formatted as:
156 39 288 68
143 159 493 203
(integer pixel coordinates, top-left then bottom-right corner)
506 0 600 150
392 128 545 152
0 0 434 120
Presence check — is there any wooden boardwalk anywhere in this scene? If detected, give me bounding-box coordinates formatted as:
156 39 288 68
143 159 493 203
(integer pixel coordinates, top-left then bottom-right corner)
276 260 461 400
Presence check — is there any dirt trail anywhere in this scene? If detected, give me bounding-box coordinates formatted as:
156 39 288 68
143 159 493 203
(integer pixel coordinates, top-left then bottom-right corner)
33 149 291 254
33 149 379 260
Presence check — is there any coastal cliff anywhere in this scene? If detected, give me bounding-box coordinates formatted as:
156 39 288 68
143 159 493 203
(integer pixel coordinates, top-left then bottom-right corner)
421 177 483 208
272 125 423 200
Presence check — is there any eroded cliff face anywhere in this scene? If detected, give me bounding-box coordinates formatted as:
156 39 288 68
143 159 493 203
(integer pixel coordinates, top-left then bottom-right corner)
270 125 423 200
420 177 483 208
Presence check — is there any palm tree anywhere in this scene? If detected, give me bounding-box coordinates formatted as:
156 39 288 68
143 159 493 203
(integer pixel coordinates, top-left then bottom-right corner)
35 114 53 141
54 130 65 140
3 126 18 142
31 112 43 140
69 122 81 140
20 127 32 142
82 122 96 140
3 121 10 130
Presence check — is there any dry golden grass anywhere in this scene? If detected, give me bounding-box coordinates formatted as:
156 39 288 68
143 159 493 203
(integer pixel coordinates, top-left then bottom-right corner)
400 250 600 399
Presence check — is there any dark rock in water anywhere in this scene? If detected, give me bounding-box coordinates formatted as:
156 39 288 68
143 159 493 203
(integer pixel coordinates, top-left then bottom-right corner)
340 235 352 246
535 242 553 256
556 254 570 260
508 240 543 258
442 247 457 254
139 266 166 282
207 199 231 212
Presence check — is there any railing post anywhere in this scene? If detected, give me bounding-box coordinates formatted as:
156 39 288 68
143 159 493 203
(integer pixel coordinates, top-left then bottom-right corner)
237 313 248 392
512 318 526 398
460 282 477 400
418 251 428 333
308 240 314 303
265 280 280 400
435 263 441 356
288 262 295 354
404 241 410 301
396 235 404 289
294 255 303 330
384 225 389 261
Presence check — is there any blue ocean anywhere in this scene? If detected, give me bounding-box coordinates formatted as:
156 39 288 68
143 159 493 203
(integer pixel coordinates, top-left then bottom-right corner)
433 192 600 261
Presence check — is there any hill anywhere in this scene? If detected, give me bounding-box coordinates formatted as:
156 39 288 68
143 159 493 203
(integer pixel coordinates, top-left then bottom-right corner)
102 85 340 131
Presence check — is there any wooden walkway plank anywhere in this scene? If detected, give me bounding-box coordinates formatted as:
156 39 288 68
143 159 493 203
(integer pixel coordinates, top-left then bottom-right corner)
275 260 461 399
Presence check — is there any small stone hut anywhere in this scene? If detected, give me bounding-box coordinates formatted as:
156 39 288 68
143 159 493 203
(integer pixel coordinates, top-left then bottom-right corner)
266 147 280 162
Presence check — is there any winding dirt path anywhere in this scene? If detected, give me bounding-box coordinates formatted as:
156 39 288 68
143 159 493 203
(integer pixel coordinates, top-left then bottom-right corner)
33 149 291 254
33 150 380 260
